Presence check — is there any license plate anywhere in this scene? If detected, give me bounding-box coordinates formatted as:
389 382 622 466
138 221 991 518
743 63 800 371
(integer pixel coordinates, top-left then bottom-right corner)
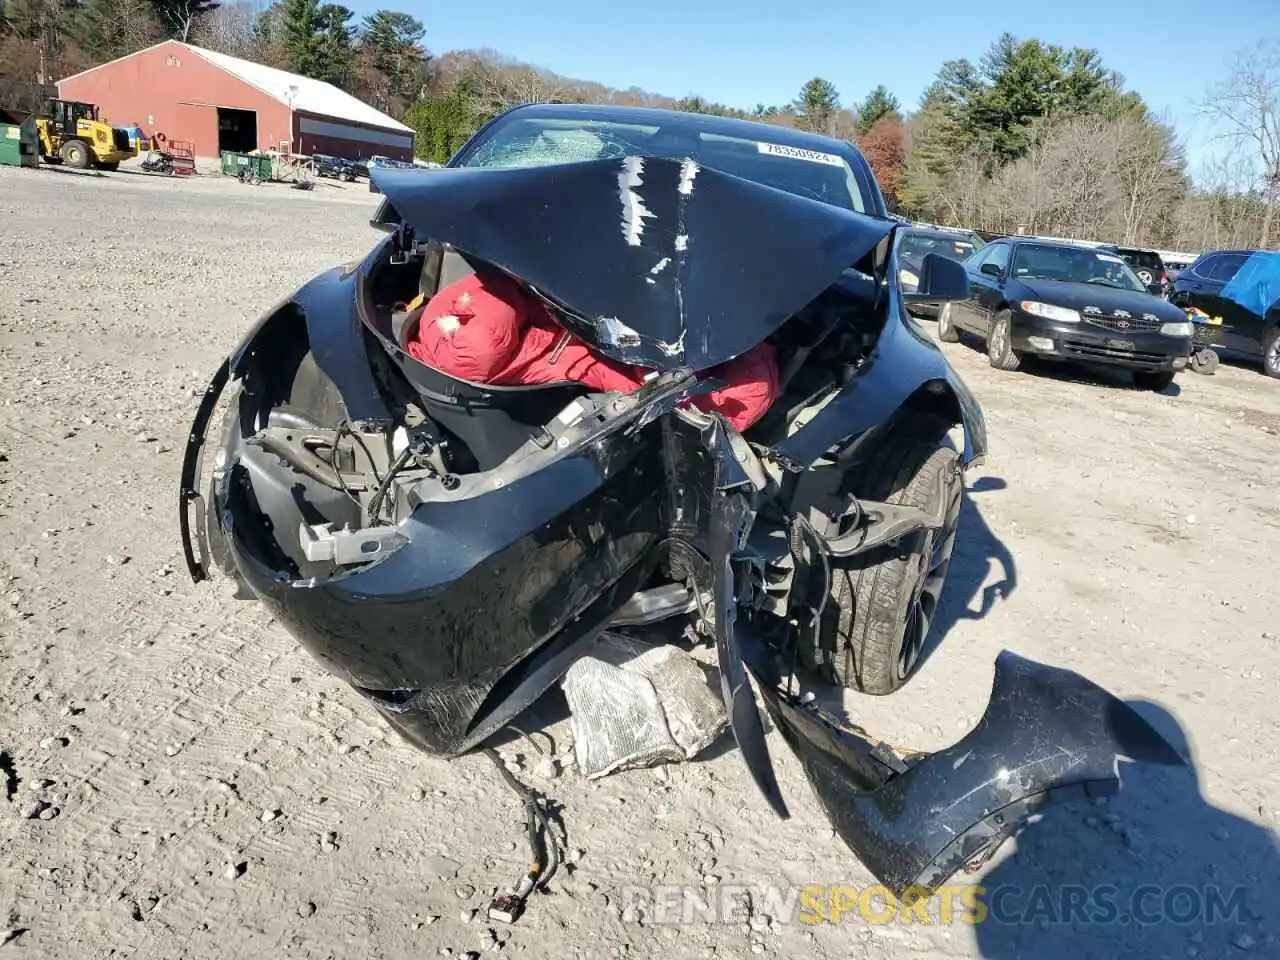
1106 339 1136 351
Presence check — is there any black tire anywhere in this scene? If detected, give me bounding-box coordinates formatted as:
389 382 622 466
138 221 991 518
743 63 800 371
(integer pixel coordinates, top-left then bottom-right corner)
936 301 961 343
60 140 90 170
1134 370 1175 392
986 310 1021 371
97 161 119 172
1189 349 1219 375
1263 327 1280 379
822 438 964 695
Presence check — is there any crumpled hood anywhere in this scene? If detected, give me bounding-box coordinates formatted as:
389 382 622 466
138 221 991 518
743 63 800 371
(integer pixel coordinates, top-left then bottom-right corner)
371 157 895 370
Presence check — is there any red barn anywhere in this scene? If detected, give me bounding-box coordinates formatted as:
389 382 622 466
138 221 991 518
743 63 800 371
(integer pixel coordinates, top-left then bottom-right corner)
58 40 415 163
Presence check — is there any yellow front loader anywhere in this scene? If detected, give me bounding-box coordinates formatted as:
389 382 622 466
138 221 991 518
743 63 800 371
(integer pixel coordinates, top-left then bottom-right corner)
36 99 136 171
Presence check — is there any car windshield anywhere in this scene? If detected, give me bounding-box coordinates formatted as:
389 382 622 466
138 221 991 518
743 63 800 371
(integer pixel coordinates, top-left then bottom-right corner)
900 233 981 264
454 115 868 213
1119 250 1162 270
1011 243 1147 292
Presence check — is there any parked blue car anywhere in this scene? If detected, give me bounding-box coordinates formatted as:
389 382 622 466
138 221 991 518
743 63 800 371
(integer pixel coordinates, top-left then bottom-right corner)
1169 249 1280 378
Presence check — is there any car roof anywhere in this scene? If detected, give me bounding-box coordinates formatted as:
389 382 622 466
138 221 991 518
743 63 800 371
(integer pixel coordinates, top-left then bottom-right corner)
1007 237 1119 252
904 226 980 240
497 102 869 164
467 101 886 218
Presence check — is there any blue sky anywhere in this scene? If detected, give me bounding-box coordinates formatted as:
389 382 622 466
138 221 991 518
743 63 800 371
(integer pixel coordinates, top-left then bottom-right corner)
354 0 1275 177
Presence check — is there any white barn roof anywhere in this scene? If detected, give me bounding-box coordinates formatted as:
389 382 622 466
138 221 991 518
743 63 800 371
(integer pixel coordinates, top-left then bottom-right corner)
186 44 412 133
59 40 412 134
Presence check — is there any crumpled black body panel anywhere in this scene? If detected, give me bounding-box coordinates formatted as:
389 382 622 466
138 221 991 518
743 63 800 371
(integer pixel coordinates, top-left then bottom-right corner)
219 424 669 756
371 158 895 370
757 651 1185 896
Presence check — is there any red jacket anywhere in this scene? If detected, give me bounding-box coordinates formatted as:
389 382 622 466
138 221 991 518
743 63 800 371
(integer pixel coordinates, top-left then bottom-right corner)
406 272 779 432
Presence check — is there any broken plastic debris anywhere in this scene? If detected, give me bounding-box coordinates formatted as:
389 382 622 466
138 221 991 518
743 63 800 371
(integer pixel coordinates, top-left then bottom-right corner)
562 633 727 779
596 316 642 350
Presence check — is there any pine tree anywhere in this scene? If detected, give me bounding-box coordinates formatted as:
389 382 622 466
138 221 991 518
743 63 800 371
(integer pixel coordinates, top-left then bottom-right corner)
854 84 900 136
280 0 322 77
313 2 353 86
792 77 839 133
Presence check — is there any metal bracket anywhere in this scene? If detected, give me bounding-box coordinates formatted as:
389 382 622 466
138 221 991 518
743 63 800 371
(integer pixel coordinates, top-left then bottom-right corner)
247 426 379 492
818 465 950 558
299 522 408 565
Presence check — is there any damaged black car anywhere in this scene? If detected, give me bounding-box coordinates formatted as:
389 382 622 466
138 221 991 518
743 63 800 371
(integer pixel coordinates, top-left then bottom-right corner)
179 103 1184 904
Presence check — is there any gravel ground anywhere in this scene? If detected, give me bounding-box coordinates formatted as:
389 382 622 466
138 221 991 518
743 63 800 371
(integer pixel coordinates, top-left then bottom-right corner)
2 164 1278 960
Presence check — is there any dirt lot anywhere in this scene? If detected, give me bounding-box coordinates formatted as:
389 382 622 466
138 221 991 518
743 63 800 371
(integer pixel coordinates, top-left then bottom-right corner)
2 164 1278 960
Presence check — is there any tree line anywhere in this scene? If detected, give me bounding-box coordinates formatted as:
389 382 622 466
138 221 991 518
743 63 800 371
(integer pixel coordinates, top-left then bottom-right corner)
1 0 1275 251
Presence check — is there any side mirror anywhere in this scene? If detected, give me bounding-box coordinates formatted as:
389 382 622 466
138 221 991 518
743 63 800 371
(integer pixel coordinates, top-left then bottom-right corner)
980 262 1003 279
903 253 971 303
1146 283 1164 296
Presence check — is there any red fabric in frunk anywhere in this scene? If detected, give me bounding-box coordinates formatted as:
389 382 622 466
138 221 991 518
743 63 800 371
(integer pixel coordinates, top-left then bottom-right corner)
406 272 779 432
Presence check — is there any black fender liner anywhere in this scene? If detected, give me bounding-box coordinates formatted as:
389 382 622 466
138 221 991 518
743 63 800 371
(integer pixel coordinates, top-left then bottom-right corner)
179 265 390 583
774 285 987 471
178 357 231 582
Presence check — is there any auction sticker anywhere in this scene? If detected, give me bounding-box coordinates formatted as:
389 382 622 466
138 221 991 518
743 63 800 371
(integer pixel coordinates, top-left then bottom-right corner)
757 142 845 167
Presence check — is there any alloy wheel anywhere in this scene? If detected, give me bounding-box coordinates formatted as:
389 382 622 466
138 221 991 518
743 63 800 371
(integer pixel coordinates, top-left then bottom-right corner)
990 318 1007 359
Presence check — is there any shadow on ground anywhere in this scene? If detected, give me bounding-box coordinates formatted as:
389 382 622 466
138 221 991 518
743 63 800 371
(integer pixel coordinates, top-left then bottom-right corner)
915 474 1017 674
973 698 1279 959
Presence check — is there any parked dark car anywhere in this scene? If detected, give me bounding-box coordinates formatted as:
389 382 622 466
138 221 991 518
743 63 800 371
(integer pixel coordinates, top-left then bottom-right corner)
1168 249 1280 378
311 153 359 181
1113 246 1169 293
898 225 986 318
939 236 1195 391
178 102 1182 903
369 154 414 169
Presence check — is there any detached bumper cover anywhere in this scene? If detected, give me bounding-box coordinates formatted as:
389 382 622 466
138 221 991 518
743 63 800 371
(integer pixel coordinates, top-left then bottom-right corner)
754 651 1185 896
704 425 1184 898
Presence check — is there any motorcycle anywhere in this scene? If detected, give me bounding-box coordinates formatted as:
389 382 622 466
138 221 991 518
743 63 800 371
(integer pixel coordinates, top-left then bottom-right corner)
179 153 1183 900
140 150 174 176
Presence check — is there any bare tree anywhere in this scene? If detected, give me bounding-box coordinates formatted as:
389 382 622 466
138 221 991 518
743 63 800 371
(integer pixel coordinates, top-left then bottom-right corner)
462 49 566 113
1202 40 1280 248
1106 111 1185 244
189 0 269 57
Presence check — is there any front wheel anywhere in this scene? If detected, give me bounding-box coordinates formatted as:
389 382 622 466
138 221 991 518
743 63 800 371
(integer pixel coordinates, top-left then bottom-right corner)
936 302 961 343
1134 370 1176 392
986 310 1022 371
820 438 964 695
60 140 90 170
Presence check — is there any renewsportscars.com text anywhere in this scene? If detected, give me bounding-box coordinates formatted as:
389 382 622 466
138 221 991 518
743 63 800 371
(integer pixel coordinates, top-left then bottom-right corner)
616 882 1250 927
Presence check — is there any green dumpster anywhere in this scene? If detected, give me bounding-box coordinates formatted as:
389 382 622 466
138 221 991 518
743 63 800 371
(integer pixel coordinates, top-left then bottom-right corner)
0 108 39 168
220 150 273 181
